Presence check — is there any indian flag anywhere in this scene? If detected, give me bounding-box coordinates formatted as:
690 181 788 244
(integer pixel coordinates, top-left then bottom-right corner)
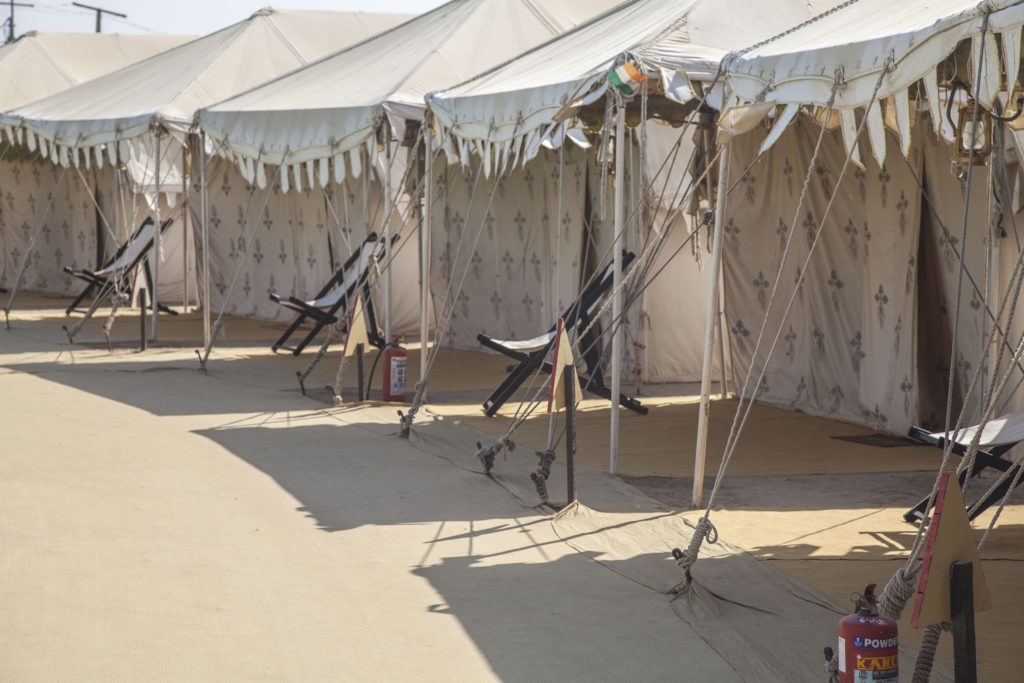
609 61 646 96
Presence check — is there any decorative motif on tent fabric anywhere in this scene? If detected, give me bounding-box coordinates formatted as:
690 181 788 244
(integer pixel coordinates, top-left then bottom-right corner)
828 385 845 415
753 271 769 309
776 217 788 253
306 244 317 270
849 331 865 373
783 157 794 197
897 191 909 235
501 250 515 279
784 326 797 363
844 219 858 259
875 284 889 328
277 239 287 265
220 173 231 197
862 221 872 258
757 374 770 396
828 270 844 311
76 229 86 253
812 326 826 358
41 223 51 245
878 165 890 207
900 376 913 415
802 211 816 248
242 272 251 298
793 376 807 404
513 210 526 240
724 217 740 256
266 273 275 298
740 173 756 203
470 251 483 279
794 266 805 303
865 404 888 431
522 292 534 322
209 205 221 231
27 193 36 216
816 163 831 198
262 213 273 232
855 166 867 204
11 163 20 185
731 319 750 353
484 211 495 240
969 289 981 311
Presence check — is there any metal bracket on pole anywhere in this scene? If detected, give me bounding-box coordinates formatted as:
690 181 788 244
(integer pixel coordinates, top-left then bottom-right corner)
195 318 222 373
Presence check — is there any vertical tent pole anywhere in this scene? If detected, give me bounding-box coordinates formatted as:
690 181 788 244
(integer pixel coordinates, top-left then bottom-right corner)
610 99 625 474
693 142 730 508
200 130 210 349
151 131 161 341
704 122 729 399
182 141 189 311
383 129 393 343
421 120 432 383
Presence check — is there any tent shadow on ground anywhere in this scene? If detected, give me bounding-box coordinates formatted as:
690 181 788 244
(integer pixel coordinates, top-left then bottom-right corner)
4 354 315 417
409 550 925 682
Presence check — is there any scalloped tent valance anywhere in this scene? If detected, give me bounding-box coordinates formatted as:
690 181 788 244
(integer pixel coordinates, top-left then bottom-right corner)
718 0 1024 165
196 0 625 193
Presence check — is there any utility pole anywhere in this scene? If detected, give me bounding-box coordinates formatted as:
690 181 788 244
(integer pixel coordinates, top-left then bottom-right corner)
5 1 34 44
71 2 125 33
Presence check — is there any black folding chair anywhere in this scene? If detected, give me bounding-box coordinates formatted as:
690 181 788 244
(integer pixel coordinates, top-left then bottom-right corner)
64 216 176 317
905 416 1024 523
477 250 647 417
270 232 389 355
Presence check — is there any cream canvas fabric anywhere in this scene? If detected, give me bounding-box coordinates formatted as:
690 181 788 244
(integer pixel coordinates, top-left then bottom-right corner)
0 32 193 113
198 0 623 186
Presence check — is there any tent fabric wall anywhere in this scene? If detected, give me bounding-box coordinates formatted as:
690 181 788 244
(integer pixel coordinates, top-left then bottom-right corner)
198 156 420 334
722 115 924 435
0 157 94 293
1 151 195 304
429 146 587 351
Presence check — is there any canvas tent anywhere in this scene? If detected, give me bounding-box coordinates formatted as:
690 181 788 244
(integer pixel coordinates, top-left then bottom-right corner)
709 0 1024 441
0 31 193 295
0 8 410 338
197 0 624 360
424 0 824 395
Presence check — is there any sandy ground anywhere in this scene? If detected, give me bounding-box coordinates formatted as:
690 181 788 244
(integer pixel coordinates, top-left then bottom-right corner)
2 292 1020 680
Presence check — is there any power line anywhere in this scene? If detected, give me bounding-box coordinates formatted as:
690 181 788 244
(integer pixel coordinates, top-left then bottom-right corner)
71 1 124 33
5 0 35 44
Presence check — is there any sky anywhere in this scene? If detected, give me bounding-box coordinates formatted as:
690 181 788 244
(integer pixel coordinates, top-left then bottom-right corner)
5 1 446 38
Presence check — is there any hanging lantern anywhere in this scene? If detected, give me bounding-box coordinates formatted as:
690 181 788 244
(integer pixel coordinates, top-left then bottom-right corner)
955 100 991 164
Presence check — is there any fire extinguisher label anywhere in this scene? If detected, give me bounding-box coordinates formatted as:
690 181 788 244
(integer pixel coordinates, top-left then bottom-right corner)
854 655 898 681
852 636 898 649
838 637 846 672
391 356 406 395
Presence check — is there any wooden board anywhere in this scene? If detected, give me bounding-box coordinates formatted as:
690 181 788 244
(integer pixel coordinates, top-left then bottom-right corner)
911 472 992 628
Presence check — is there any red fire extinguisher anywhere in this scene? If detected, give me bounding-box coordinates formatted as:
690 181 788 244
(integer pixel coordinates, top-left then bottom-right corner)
837 583 898 682
381 338 407 402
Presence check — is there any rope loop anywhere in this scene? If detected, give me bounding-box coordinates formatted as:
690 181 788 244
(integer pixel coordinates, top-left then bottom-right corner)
876 566 917 620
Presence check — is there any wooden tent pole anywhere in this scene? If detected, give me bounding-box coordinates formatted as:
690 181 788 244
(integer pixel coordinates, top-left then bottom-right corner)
693 142 730 508
610 99 625 474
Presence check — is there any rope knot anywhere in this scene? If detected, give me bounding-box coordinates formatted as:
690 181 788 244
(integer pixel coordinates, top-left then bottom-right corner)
671 517 718 589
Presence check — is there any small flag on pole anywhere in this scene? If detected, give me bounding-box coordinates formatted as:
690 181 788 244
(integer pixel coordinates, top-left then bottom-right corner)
609 60 646 96
547 318 582 413
342 295 370 358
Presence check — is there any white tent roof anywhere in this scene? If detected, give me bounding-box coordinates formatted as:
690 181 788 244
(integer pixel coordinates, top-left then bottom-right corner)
0 31 194 112
197 0 623 187
0 8 410 163
719 0 1024 165
425 0 818 174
